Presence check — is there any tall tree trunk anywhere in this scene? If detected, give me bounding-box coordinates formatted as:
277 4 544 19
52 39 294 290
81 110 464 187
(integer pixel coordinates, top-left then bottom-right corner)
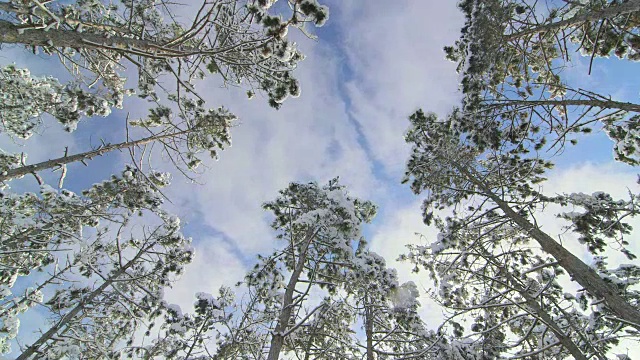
0 3 124 34
0 20 190 58
456 163 640 329
365 294 375 360
506 0 640 40
485 98 640 113
0 129 190 183
267 229 316 360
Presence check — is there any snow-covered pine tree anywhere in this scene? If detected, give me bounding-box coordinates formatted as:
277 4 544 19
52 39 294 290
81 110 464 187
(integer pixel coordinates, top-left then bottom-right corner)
403 221 629 359
402 110 640 354
0 166 189 356
0 1 333 358
341 249 432 359
0 103 236 186
0 0 329 185
409 5 640 346
213 178 377 360
447 0 640 95
446 0 640 164
125 287 234 359
15 213 194 360
0 0 329 109
0 64 121 139
287 298 361 359
0 167 170 289
283 249 430 360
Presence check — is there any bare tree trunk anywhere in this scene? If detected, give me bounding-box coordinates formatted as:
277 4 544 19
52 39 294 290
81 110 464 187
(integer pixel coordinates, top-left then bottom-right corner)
485 98 640 113
0 3 127 34
365 294 375 360
506 0 640 40
0 20 191 58
0 129 190 183
267 229 316 360
456 163 640 329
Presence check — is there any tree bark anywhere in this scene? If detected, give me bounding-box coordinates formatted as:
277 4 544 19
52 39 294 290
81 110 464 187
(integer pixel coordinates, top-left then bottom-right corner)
486 98 640 113
267 228 316 360
506 0 640 40
457 164 640 329
0 129 190 183
0 20 190 58
0 18 266 59
0 3 124 33
365 294 375 360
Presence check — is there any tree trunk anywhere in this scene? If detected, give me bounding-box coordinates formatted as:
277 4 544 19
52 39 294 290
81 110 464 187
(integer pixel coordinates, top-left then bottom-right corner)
506 0 640 40
457 164 640 329
0 20 190 58
485 98 640 113
267 229 316 360
0 3 124 34
365 294 375 360
0 129 190 183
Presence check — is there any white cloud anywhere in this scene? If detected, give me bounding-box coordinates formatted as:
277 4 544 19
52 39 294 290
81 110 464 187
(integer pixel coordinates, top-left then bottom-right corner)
158 38 379 256
337 0 464 176
164 237 247 311
545 161 636 197
368 199 445 327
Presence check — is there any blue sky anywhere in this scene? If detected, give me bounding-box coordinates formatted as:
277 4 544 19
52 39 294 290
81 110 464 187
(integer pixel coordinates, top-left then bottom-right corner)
2 0 640 355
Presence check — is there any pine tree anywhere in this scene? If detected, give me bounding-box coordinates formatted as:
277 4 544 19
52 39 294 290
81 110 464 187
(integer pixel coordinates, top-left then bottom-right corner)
213 178 377 359
341 249 431 359
0 0 330 184
402 110 640 357
400 5 640 353
16 214 194 359
0 167 170 289
0 64 121 139
0 103 235 185
0 166 190 356
403 223 627 359
0 1 335 358
288 298 361 359
128 288 234 359
0 0 329 109
446 0 640 164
